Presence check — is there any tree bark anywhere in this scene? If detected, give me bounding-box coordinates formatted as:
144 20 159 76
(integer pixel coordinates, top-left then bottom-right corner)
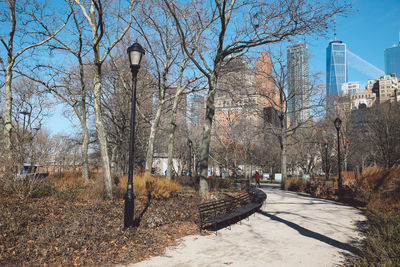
144 103 163 174
81 118 90 180
166 103 178 180
4 67 13 161
199 78 217 197
93 67 113 199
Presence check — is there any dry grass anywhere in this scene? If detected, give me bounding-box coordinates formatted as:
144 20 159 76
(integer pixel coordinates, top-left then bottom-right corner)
49 171 104 200
117 174 181 200
281 178 336 199
342 165 400 206
48 172 181 200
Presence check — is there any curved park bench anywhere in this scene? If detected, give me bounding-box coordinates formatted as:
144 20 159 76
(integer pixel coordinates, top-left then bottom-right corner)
198 186 267 235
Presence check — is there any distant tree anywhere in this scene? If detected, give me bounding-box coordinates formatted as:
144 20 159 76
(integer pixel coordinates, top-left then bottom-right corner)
0 0 70 167
71 0 135 199
365 103 400 168
164 0 348 196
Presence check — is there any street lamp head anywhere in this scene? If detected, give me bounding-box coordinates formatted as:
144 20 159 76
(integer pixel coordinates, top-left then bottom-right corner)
21 110 30 116
127 42 145 68
334 117 342 131
187 139 192 147
324 143 328 149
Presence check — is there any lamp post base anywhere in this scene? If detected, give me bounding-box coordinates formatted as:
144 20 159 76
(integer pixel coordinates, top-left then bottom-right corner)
123 194 135 231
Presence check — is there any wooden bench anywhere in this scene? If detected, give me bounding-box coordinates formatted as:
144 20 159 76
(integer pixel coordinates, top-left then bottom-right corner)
198 190 261 234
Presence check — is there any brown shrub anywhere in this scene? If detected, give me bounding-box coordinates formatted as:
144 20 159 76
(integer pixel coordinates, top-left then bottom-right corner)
304 181 336 199
0 173 52 198
118 174 181 200
172 175 199 190
350 165 400 206
281 178 306 192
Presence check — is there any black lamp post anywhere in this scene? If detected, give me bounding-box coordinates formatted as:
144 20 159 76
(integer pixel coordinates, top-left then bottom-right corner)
20 110 30 174
187 139 192 176
21 110 30 135
334 117 342 192
324 143 328 180
124 42 145 231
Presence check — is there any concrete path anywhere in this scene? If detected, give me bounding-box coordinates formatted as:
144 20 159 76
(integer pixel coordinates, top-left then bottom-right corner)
122 184 365 267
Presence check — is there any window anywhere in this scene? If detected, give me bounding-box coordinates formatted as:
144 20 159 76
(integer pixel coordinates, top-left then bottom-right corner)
382 94 385 97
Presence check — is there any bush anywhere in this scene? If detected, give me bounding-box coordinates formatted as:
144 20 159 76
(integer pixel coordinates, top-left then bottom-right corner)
172 176 234 191
304 181 336 199
49 171 104 200
348 207 400 266
118 174 181 199
208 177 233 191
0 173 53 198
172 176 199 190
281 178 306 192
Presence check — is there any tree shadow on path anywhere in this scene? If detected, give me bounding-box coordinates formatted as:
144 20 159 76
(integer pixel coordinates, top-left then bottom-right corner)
257 211 359 255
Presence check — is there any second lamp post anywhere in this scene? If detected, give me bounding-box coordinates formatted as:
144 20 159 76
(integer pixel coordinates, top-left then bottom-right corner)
334 117 342 193
187 139 192 176
124 42 145 231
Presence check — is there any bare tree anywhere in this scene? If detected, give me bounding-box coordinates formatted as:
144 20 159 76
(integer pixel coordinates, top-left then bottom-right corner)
102 45 154 175
10 78 50 173
73 0 135 199
255 49 325 181
164 0 348 196
129 0 203 176
0 0 70 165
365 103 400 168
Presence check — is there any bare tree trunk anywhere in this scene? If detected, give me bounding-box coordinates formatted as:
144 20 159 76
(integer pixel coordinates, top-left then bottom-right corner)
281 134 287 181
81 120 90 180
93 69 113 199
166 97 180 180
144 104 163 174
199 78 217 197
4 69 13 161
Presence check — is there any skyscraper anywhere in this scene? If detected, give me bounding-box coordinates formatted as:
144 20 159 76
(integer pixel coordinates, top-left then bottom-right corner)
287 42 310 125
254 51 278 106
326 40 347 99
384 32 400 77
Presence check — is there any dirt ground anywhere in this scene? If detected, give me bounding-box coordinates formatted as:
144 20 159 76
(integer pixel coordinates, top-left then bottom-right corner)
0 193 202 266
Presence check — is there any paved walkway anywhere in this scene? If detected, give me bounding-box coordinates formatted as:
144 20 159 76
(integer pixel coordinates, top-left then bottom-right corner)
122 184 365 267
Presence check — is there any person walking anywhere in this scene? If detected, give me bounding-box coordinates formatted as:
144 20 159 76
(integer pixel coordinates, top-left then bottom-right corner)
254 171 261 188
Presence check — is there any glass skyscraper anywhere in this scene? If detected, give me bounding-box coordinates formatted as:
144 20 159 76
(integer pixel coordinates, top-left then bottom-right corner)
287 42 310 125
326 41 347 99
384 45 400 77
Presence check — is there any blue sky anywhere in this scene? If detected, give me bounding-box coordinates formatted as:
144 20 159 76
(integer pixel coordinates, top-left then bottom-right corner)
43 0 400 135
307 0 400 87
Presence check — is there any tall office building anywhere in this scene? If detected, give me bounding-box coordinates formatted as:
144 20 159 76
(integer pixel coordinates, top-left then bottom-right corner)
254 51 278 106
287 42 310 125
384 32 400 77
326 40 347 101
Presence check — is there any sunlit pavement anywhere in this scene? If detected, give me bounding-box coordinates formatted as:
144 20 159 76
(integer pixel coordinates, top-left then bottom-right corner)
122 184 365 267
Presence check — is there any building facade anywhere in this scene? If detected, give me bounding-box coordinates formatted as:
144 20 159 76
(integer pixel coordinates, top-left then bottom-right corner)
366 74 400 103
214 57 257 139
287 42 310 125
254 51 278 106
350 90 376 109
214 53 277 140
342 81 360 95
326 40 347 100
384 40 400 77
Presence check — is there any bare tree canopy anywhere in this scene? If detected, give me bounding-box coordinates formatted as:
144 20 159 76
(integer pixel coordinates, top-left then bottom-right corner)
164 0 349 196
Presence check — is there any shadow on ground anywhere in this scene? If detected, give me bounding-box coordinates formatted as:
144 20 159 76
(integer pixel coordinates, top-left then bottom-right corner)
257 210 359 255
